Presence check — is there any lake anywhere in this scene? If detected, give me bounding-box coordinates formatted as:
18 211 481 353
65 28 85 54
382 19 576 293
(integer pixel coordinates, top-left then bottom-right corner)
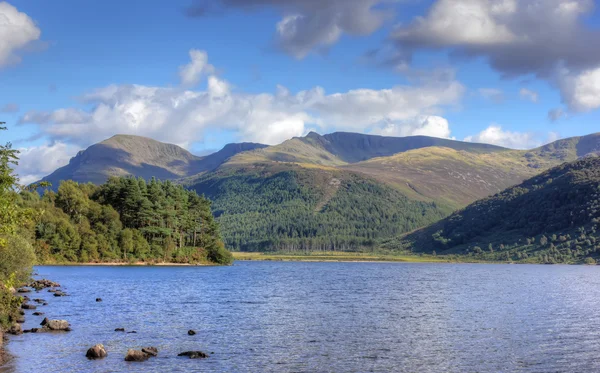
6 262 600 372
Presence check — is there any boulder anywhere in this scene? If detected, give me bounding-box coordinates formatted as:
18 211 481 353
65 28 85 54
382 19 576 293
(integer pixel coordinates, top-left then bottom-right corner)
114 328 125 332
53 291 67 297
96 298 102 302
178 351 209 359
15 316 25 324
124 349 149 362
17 288 31 293
32 312 44 316
40 318 70 331
46 320 70 331
188 330 196 336
33 298 45 304
86 344 107 359
141 347 158 357
21 303 36 310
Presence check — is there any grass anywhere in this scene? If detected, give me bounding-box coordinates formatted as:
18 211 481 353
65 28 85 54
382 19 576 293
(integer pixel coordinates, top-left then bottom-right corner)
232 251 460 263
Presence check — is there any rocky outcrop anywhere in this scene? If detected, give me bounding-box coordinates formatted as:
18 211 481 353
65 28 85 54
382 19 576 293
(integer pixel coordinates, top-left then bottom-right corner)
29 279 61 290
178 351 209 359
86 344 107 359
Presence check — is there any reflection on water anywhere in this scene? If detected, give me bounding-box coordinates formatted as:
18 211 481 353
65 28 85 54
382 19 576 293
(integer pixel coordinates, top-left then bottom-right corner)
5 262 600 372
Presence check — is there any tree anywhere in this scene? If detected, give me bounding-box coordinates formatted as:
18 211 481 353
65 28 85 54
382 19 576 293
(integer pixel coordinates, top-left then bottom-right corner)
0 123 36 327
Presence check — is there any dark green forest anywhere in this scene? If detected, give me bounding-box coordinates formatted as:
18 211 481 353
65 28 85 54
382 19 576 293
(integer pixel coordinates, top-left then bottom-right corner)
22 177 232 265
389 157 600 264
190 167 450 252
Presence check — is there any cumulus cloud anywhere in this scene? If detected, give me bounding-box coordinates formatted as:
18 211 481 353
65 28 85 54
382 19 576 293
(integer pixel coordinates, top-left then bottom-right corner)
18 49 464 162
179 49 215 86
478 88 504 103
0 102 19 113
519 88 538 103
0 2 41 67
464 125 555 149
389 0 600 114
374 116 452 138
186 0 392 58
15 142 79 185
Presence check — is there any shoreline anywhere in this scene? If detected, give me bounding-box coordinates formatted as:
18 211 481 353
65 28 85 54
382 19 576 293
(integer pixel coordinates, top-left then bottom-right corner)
35 262 216 267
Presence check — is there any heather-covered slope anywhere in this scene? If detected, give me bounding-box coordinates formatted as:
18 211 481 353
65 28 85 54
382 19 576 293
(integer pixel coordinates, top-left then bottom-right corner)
385 156 600 263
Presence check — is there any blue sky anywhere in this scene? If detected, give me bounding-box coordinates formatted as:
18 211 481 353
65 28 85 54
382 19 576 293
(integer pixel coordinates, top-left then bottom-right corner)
1 0 600 183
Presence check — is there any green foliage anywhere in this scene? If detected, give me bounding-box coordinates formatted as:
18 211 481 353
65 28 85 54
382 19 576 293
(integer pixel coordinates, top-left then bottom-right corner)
190 167 448 252
393 157 600 264
22 177 231 265
0 123 37 328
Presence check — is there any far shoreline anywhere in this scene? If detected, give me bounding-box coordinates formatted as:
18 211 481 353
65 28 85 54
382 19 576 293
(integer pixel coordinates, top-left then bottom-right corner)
35 262 217 267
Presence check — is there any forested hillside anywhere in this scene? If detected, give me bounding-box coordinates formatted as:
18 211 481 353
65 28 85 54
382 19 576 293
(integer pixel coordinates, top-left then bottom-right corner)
387 157 600 264
21 177 232 264
188 164 449 251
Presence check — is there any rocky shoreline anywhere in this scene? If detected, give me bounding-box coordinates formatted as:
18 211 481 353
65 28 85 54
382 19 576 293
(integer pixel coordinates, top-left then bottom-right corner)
5 276 212 368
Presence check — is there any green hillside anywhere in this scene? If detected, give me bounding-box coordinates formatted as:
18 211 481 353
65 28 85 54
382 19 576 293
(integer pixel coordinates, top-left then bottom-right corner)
385 156 600 264
187 163 450 252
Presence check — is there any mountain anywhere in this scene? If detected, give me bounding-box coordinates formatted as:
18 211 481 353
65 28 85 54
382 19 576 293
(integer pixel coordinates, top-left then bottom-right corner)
38 135 266 187
228 131 507 166
385 156 600 264
37 130 600 253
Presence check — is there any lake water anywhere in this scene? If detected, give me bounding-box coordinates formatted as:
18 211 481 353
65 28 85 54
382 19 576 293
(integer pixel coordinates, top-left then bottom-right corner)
5 262 600 372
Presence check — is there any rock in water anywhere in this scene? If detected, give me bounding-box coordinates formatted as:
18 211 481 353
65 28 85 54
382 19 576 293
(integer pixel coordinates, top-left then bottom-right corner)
96 298 102 302
32 312 44 316
39 318 70 331
141 347 158 357
188 330 196 336
124 349 149 362
86 344 107 359
114 328 125 332
21 303 36 310
178 351 209 359
46 320 70 331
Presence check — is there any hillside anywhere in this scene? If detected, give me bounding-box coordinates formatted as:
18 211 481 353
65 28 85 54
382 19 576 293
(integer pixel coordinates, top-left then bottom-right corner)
187 162 450 251
36 130 600 254
385 156 600 263
39 135 266 187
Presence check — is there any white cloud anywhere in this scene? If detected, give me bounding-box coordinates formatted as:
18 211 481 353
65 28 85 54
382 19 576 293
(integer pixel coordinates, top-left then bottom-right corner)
19 49 464 151
464 125 547 149
519 88 539 103
15 142 79 185
0 2 41 67
556 66 600 112
390 0 600 115
478 88 504 103
179 49 215 86
393 0 517 47
375 116 452 138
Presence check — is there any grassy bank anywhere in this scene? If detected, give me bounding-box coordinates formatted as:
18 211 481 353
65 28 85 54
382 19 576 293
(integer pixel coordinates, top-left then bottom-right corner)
232 251 459 263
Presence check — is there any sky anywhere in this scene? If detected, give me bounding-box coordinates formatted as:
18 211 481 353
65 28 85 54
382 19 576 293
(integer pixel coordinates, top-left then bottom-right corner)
2 0 600 184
